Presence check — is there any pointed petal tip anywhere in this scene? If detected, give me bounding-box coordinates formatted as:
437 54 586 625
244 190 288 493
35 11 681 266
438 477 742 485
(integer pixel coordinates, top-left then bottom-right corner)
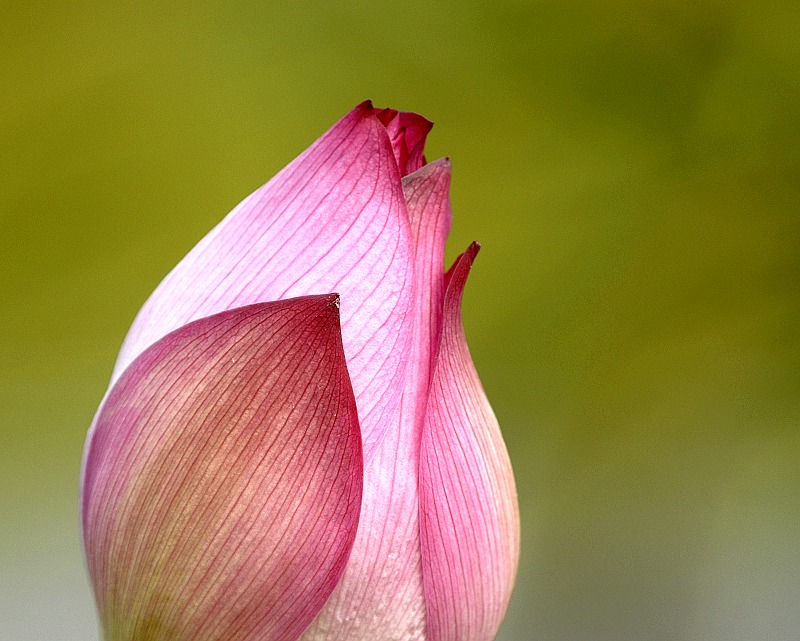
355 99 374 116
410 112 434 135
456 241 481 270
314 291 341 310
324 292 342 321
293 293 343 334
407 156 451 179
445 242 482 301
374 107 398 126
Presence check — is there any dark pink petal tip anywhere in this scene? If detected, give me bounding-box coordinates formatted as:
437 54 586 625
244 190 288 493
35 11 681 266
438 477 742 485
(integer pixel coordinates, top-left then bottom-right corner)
353 99 375 119
374 105 434 177
445 241 481 292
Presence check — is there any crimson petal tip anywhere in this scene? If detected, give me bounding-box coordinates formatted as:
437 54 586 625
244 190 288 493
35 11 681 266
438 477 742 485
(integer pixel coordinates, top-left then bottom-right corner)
355 99 374 117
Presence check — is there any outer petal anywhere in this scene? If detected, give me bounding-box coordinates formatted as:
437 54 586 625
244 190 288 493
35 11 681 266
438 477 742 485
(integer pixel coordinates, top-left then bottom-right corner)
112 101 414 464
419 244 520 641
298 161 452 641
82 295 362 641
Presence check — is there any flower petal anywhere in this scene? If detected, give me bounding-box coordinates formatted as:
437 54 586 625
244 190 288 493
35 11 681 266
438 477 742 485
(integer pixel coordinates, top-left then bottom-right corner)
375 108 434 177
82 295 362 641
402 157 453 380
114 101 414 464
299 397 428 641
419 244 520 641
297 157 452 641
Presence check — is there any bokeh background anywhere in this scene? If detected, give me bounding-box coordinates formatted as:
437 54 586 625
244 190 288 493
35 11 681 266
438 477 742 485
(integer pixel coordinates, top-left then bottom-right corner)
2 1 799 639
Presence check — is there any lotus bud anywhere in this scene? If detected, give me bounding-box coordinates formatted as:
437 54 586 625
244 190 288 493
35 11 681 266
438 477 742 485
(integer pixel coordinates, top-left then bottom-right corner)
81 102 519 641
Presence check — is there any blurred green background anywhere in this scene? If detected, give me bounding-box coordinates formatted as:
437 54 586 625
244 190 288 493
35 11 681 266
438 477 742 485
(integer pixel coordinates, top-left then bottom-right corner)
2 1 798 639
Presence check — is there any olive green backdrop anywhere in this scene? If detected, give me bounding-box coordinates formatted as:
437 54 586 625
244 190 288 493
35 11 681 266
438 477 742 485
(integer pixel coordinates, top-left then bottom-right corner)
2 1 798 640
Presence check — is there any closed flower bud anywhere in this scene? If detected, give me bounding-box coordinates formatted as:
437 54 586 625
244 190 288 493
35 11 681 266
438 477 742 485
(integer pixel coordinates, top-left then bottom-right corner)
81 102 520 641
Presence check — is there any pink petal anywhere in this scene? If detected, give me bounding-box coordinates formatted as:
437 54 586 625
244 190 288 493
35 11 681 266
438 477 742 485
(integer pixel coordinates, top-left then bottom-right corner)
375 107 434 177
82 295 362 641
113 101 415 464
297 159 453 641
402 157 453 379
419 244 521 641
299 393 428 641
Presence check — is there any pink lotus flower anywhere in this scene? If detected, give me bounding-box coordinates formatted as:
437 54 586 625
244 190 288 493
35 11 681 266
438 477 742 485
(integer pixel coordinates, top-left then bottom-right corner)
81 102 519 641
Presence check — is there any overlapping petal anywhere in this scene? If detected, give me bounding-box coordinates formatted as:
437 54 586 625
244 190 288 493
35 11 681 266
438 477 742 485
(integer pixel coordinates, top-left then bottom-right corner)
419 244 520 641
298 138 449 641
112 102 415 464
82 295 362 641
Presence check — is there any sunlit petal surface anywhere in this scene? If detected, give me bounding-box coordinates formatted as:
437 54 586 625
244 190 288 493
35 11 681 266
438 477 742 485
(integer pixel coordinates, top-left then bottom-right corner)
298 130 451 641
113 102 415 465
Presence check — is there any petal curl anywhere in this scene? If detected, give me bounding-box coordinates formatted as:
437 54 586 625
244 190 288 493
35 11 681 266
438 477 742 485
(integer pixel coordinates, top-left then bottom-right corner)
419 244 520 641
113 101 414 464
376 108 433 177
82 295 362 641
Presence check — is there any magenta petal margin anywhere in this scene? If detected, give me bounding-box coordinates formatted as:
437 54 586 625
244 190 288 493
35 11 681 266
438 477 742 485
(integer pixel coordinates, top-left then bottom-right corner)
81 102 519 641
